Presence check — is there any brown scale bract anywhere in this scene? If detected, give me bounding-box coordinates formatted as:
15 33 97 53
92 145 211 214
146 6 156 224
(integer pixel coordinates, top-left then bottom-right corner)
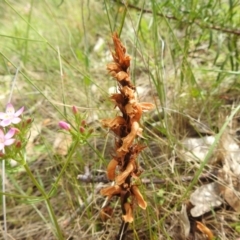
101 33 154 223
111 33 130 71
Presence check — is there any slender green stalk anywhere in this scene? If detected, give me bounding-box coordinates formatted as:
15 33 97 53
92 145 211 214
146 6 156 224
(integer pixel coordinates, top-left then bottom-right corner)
7 173 48 222
23 0 34 64
48 139 79 197
57 46 67 117
0 34 46 42
118 3 127 37
23 163 64 240
104 0 113 34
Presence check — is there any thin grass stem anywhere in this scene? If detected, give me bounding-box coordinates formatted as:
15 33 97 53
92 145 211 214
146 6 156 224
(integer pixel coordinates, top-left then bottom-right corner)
23 163 64 240
47 139 79 197
57 46 67 117
23 0 34 65
104 0 113 34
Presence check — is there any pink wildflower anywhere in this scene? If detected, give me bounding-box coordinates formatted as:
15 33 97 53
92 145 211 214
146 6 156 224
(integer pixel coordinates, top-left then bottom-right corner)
0 128 15 152
59 121 71 131
0 103 24 127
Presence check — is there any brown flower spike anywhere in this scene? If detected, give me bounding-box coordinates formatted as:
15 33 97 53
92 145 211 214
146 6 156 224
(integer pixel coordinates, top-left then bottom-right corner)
101 33 154 230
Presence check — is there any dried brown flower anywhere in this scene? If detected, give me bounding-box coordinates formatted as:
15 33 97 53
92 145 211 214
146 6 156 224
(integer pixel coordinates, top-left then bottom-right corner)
131 185 147 210
122 202 133 223
107 158 119 181
101 116 126 136
118 122 142 154
100 185 121 197
100 33 154 231
115 159 136 185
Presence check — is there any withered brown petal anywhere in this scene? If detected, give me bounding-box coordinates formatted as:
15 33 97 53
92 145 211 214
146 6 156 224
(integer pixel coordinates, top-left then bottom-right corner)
101 116 126 129
109 71 117 78
115 162 135 185
131 185 147 209
125 102 143 123
112 33 126 65
107 62 121 72
122 55 131 69
116 71 129 82
100 185 121 196
119 121 140 152
107 158 118 181
110 93 125 104
116 148 128 158
122 202 134 223
101 118 113 128
122 86 135 100
139 102 155 111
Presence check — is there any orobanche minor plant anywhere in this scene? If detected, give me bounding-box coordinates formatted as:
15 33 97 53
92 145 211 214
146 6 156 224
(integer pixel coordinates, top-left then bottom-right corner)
100 33 154 239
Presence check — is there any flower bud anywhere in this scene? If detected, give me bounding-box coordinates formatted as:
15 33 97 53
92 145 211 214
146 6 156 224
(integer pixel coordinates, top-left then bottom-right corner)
59 121 71 131
22 118 32 128
79 126 85 133
72 106 78 115
26 118 32 124
15 141 22 148
81 120 86 127
11 128 20 134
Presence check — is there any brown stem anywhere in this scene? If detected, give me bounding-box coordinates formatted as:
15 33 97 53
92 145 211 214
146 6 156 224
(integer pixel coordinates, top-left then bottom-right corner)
116 221 129 240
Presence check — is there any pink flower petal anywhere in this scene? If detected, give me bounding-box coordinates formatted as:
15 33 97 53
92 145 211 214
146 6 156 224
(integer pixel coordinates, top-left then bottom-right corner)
0 119 12 127
14 106 24 117
0 112 6 119
4 139 15 146
6 103 15 114
59 121 71 130
11 128 20 134
5 128 15 139
11 117 21 124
